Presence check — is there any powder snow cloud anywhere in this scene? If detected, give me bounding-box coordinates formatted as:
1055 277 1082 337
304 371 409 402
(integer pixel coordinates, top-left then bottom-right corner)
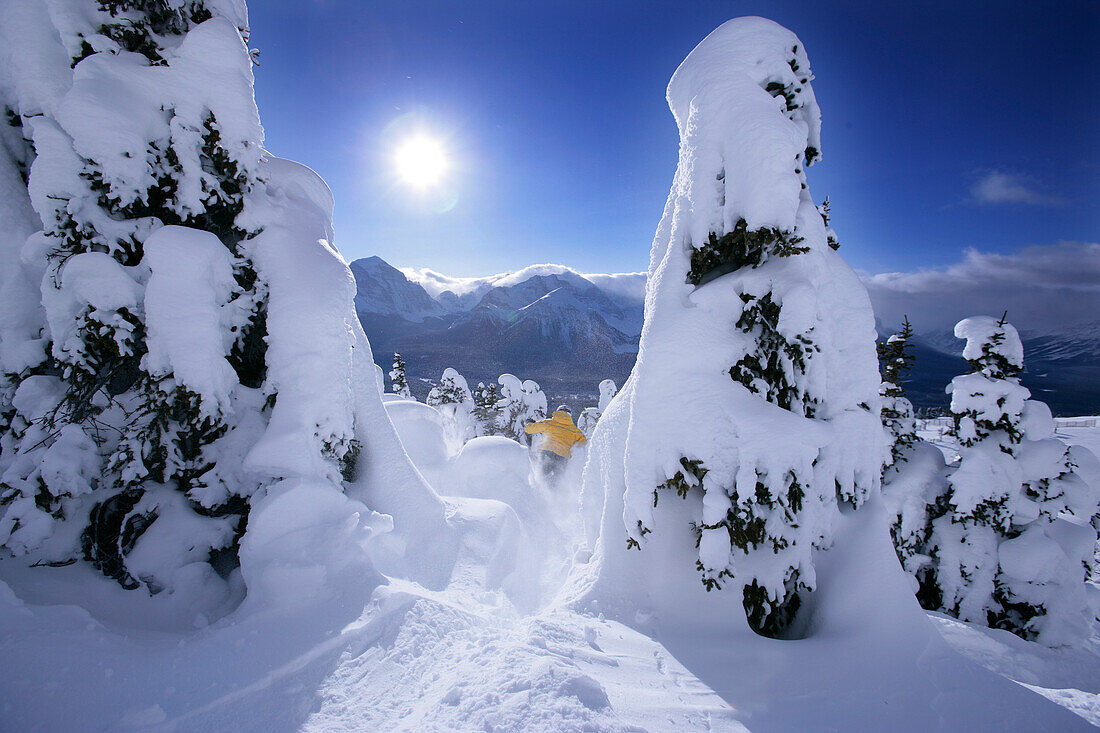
968 170 1062 206
862 241 1100 332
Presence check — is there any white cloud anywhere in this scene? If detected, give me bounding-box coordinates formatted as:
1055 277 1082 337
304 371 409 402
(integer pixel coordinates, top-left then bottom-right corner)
862 242 1100 332
969 170 1061 205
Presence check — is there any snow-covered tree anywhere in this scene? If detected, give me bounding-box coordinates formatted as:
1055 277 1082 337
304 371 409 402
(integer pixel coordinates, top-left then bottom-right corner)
577 408 599 438
597 379 618 412
878 317 917 471
497 374 547 443
578 379 617 437
0 1 401 605
920 315 1100 645
427 368 474 450
876 318 949 583
0 1 268 592
471 381 503 436
389 352 411 399
572 18 883 638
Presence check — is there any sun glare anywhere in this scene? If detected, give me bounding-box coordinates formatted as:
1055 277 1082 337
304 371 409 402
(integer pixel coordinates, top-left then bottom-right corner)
394 135 447 188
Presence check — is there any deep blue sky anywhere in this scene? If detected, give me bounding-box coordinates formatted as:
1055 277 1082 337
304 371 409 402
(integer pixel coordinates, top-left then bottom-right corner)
249 1 1099 278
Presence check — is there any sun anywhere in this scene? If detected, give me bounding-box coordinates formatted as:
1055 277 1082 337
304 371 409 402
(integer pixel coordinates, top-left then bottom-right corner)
394 134 447 188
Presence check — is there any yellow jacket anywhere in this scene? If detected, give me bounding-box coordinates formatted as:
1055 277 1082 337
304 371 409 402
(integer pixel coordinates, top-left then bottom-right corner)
524 411 587 458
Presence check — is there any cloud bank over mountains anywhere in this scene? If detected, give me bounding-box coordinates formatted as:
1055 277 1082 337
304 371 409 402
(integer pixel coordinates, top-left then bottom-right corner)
862 241 1100 332
399 240 1097 335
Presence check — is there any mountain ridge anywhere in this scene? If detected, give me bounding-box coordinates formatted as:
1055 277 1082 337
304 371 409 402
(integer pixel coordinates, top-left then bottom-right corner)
353 256 1100 415
352 257 643 407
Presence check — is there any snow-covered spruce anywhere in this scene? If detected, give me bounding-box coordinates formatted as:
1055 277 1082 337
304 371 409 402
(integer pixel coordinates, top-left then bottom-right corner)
0 1 425 609
388 351 411 399
570 17 883 638
471 380 503 437
877 317 950 586
879 317 917 471
578 379 617 437
881 439 949 584
0 0 267 593
919 315 1100 645
497 373 547 443
426 367 474 452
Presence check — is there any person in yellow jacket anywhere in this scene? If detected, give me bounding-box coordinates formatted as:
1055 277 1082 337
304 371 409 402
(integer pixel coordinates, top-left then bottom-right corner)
524 406 586 478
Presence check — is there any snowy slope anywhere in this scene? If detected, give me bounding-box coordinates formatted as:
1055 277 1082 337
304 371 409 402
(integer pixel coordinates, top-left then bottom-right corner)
4 410 1098 730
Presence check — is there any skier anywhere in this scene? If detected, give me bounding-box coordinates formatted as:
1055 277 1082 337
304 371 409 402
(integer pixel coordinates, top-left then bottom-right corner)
524 406 587 479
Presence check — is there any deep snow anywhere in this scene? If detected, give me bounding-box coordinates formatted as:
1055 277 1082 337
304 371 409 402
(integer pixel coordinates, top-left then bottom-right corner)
3 412 1100 730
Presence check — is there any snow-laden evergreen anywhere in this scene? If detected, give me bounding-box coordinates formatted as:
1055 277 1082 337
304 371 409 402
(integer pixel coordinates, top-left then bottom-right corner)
579 378 617 437
918 315 1100 645
426 367 475 452
567 16 882 637
388 351 411 399
471 380 503 436
0 0 456 612
497 373 547 442
881 438 949 584
879 317 917 471
875 316 951 579
0 0 270 595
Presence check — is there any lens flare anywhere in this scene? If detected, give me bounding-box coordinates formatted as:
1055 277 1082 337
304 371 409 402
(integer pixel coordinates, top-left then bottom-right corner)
394 135 447 188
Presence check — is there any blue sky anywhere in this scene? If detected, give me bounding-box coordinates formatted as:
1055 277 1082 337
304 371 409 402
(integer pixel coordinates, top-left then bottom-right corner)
250 1 1099 283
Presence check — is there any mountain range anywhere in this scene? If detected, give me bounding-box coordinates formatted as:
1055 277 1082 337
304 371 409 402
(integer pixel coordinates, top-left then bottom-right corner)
352 256 644 408
352 256 1100 416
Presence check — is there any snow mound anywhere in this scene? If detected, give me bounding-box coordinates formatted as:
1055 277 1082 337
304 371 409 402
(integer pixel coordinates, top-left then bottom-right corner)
448 436 532 505
384 398 450 483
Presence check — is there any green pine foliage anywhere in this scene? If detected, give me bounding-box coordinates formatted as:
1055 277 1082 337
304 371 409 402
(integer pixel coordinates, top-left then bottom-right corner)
472 382 503 436
878 316 917 468
687 218 808 286
389 352 411 399
818 196 839 250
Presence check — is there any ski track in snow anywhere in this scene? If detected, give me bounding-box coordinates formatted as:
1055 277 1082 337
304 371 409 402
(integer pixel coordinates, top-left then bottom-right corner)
0 434 743 732
2 423 1100 730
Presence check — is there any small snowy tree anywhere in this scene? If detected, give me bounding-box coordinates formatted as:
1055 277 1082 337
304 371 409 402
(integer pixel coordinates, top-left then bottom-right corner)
427 368 474 450
597 379 618 413
577 408 599 437
877 317 948 583
921 315 1100 645
471 381 503 436
878 317 917 471
578 379 618 437
497 374 547 443
389 352 411 399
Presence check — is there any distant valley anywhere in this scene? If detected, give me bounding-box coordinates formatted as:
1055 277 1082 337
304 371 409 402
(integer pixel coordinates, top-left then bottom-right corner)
352 256 1100 416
